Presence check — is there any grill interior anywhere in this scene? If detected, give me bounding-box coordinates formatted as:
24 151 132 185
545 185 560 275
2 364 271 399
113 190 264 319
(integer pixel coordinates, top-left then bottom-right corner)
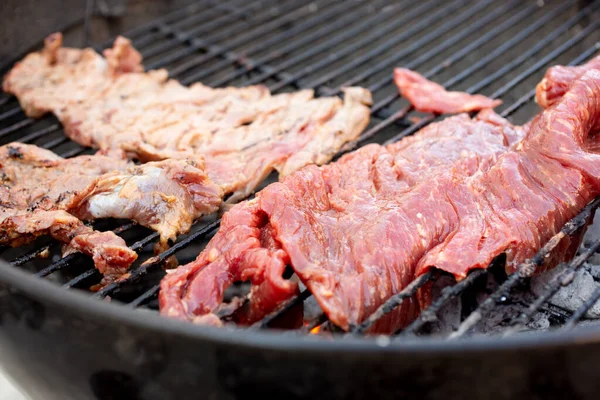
1 0 600 339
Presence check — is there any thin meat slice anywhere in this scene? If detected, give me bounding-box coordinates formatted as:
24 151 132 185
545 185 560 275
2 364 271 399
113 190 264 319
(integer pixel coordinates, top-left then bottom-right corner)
0 210 136 280
536 53 600 108
394 67 502 114
417 69 600 278
3 33 372 202
159 109 526 329
161 70 600 333
0 143 222 279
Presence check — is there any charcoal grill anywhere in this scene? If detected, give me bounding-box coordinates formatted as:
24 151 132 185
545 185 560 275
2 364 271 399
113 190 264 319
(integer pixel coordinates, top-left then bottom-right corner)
1 0 600 398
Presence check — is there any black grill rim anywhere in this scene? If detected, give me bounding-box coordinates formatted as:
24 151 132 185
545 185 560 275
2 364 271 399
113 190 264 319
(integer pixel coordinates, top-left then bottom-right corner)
3 257 600 352
1 0 600 342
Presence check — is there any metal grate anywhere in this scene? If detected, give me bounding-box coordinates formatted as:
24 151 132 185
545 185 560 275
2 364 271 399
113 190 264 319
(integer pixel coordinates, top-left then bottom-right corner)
1 0 600 339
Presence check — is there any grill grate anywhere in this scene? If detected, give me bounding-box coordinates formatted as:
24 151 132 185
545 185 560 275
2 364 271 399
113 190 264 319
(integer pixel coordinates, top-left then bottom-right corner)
0 0 600 339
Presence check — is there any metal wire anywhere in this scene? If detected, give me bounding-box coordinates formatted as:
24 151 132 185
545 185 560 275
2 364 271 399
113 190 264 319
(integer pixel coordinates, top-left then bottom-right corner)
397 269 488 337
352 271 435 334
504 240 600 337
211 0 447 88
450 196 600 338
0 0 599 337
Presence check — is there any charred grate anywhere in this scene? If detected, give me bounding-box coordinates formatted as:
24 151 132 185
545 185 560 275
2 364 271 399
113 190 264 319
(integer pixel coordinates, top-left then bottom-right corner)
0 0 599 339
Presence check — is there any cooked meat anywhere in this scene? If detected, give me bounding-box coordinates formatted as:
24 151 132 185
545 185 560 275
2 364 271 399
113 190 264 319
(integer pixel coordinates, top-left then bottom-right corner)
0 143 222 279
0 143 135 278
72 158 223 251
3 33 373 202
536 53 600 108
394 67 502 114
158 109 527 329
1 210 137 279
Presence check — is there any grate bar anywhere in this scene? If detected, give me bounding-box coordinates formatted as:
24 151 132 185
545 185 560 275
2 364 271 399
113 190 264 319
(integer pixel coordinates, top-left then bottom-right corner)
141 0 286 64
334 0 568 95
166 0 357 79
18 124 61 144
92 0 230 52
370 0 588 122
0 118 34 139
268 0 488 92
383 21 598 146
210 0 440 88
64 269 97 288
387 0 581 112
504 239 600 337
564 286 600 329
396 269 487 337
252 289 313 329
450 196 600 338
338 0 540 149
154 23 298 86
352 271 435 334
12 222 136 266
501 44 600 118
129 284 160 308
11 245 56 267
0 107 23 123
93 220 220 298
306 0 517 93
475 20 600 98
148 0 334 72
188 0 406 87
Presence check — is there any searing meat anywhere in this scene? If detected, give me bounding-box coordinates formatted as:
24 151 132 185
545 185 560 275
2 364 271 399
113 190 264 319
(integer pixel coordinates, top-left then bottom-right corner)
394 68 502 114
1 210 136 279
0 143 135 279
0 143 222 279
3 33 372 202
536 53 600 108
73 158 223 250
161 70 600 333
159 109 527 329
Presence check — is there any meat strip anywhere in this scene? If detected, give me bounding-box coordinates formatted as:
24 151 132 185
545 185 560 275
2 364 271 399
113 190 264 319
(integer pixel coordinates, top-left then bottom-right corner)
536 53 600 108
0 143 222 280
161 70 600 333
3 33 372 202
394 67 502 114
159 109 526 329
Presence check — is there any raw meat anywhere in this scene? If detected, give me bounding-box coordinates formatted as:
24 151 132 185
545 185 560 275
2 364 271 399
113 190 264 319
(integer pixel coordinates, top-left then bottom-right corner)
161 70 600 333
536 53 600 108
159 108 527 330
394 67 502 114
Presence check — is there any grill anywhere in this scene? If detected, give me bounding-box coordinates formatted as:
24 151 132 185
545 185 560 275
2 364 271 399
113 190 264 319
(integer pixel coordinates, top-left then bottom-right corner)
1 0 600 341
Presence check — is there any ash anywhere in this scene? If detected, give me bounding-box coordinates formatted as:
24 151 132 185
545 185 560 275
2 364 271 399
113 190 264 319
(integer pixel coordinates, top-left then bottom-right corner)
429 212 600 336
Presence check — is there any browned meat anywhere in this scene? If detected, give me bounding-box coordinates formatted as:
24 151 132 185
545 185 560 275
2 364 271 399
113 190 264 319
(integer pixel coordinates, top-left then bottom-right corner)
536 53 600 108
394 67 502 114
72 158 223 250
158 109 527 329
1 210 136 279
161 70 600 333
0 143 222 279
3 33 372 202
